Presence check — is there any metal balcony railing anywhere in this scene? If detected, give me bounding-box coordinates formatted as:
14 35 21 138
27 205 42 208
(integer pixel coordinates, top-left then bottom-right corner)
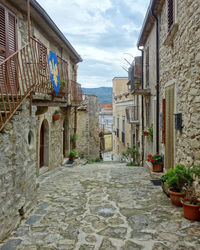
126 106 139 124
0 37 80 131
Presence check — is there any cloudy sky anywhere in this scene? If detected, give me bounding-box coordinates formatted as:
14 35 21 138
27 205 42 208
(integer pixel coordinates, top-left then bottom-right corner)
37 0 150 88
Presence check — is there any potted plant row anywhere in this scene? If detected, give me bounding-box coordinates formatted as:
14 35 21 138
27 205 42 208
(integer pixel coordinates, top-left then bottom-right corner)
147 154 163 172
161 164 200 221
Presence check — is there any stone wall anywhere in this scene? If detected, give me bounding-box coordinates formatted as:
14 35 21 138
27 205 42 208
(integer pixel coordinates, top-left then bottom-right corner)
77 95 100 160
0 99 38 241
159 0 200 166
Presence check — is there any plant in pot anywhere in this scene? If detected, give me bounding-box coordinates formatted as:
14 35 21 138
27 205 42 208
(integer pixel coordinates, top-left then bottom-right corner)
143 130 148 136
147 154 163 172
165 164 193 206
134 81 141 90
68 149 77 162
180 164 200 221
148 124 153 142
53 109 62 121
160 174 170 197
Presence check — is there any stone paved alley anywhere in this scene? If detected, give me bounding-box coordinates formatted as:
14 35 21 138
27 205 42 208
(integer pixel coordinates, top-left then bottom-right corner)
1 162 200 250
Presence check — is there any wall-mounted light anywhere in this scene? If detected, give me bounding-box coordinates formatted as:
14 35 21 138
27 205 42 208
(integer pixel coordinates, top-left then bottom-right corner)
174 113 183 130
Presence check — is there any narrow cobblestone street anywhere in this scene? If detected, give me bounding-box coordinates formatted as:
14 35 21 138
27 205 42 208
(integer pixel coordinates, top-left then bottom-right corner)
1 163 200 250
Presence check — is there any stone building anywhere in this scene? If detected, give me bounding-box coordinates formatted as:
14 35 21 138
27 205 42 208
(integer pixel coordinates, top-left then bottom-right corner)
99 103 113 133
76 94 100 160
137 0 200 168
112 77 138 161
0 0 82 240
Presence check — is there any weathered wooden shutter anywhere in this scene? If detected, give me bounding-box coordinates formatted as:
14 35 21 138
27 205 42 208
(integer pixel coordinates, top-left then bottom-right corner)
145 45 149 88
0 4 17 93
165 85 174 170
167 0 174 31
162 99 166 144
39 42 47 76
0 5 6 92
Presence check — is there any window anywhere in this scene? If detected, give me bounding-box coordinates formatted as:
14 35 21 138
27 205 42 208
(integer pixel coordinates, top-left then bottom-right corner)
117 117 119 137
145 45 149 88
167 0 174 31
122 119 125 143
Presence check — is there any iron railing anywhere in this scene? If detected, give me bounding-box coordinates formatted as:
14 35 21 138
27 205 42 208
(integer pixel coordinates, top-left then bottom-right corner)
0 37 80 131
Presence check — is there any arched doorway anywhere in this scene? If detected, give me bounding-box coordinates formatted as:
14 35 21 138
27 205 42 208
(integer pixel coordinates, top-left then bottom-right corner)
40 119 49 167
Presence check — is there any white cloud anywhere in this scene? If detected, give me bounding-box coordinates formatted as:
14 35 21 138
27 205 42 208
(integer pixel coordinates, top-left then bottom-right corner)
37 0 150 88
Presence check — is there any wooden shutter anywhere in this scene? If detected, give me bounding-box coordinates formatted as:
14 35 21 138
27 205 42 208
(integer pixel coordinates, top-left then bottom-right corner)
0 4 17 93
0 5 6 92
165 85 174 170
167 0 174 31
145 45 149 87
39 42 47 76
162 99 166 144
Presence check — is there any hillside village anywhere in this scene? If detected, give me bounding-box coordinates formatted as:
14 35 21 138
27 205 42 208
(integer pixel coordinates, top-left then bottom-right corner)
0 0 200 249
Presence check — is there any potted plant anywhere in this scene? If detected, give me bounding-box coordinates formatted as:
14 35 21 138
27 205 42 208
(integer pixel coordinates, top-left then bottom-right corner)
134 81 141 90
68 149 77 162
160 174 170 197
181 186 200 221
165 164 193 206
180 164 200 220
99 131 104 137
147 154 163 172
148 124 153 142
53 109 62 121
143 131 149 136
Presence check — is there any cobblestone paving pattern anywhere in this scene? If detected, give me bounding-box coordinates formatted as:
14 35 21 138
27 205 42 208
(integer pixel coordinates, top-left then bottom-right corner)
1 163 200 250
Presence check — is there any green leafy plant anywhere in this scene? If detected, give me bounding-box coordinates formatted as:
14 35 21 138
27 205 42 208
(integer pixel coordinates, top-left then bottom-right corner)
165 164 193 192
126 161 140 166
148 124 153 142
60 81 68 87
68 149 77 158
71 134 77 142
122 144 139 164
54 109 62 115
134 81 141 85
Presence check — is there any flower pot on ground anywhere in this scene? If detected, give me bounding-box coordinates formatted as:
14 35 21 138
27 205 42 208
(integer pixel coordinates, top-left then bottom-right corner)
147 154 163 172
180 170 200 221
53 109 62 121
181 199 200 221
165 164 193 206
68 149 77 162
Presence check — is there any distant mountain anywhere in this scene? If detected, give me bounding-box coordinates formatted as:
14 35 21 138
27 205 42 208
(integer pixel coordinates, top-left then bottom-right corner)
82 87 112 104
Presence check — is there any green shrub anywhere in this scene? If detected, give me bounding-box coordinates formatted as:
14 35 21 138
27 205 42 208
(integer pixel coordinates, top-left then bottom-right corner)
123 145 139 164
68 149 77 158
165 164 193 192
126 161 140 166
71 134 77 142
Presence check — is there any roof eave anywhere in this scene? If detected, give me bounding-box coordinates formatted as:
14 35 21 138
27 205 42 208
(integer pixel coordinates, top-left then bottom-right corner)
30 0 82 63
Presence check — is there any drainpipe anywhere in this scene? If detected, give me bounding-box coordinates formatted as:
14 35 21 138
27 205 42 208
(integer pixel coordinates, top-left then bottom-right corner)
137 47 144 165
151 8 160 154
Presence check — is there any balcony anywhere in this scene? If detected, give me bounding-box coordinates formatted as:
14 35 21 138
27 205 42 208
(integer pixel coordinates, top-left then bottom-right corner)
0 37 82 131
126 106 140 125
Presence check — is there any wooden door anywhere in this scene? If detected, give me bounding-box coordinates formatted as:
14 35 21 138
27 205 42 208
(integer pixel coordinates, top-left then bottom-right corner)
0 4 17 93
165 85 175 170
40 122 44 167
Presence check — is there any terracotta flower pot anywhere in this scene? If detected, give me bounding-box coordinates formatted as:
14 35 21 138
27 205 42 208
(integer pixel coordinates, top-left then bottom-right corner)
143 131 148 136
53 114 61 121
168 189 186 207
134 84 140 90
152 163 163 172
181 200 200 221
